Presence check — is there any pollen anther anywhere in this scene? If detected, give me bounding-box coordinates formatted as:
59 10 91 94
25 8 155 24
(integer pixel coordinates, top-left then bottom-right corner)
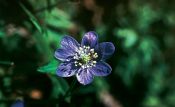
73 46 98 69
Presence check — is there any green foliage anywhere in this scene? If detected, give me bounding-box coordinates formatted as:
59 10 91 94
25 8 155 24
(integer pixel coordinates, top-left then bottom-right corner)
45 8 73 30
49 76 69 98
0 29 4 38
38 59 59 75
2 34 21 52
20 3 44 33
136 5 159 31
115 28 138 48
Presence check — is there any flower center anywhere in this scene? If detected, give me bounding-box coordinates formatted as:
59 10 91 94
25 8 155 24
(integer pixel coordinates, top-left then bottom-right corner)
73 46 98 69
81 53 91 63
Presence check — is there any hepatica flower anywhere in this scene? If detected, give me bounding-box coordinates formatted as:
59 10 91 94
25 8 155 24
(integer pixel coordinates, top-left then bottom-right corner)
11 100 24 107
55 31 115 85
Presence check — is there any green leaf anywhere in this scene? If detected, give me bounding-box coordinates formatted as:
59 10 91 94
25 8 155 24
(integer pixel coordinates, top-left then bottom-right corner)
0 31 4 38
37 59 59 74
115 28 138 48
49 76 69 99
136 5 159 31
46 29 63 47
45 8 73 29
33 31 53 61
143 96 164 107
19 3 43 33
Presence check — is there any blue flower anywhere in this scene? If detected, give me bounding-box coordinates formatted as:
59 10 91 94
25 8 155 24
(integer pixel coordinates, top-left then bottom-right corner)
55 31 115 85
11 100 24 107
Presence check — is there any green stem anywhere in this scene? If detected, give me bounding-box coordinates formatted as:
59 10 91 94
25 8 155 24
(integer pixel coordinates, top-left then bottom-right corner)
63 78 77 98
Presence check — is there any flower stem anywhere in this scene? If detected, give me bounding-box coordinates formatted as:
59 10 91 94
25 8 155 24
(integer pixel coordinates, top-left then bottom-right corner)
63 78 77 98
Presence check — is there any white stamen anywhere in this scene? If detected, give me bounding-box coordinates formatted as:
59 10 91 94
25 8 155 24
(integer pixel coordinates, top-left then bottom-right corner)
90 49 94 52
73 46 98 68
93 61 97 64
82 65 85 69
79 63 82 66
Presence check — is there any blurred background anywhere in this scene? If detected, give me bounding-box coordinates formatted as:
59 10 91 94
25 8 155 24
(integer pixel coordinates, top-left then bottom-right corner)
0 0 175 107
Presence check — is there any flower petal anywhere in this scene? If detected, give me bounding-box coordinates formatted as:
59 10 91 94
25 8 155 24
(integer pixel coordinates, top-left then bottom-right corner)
11 100 24 107
76 68 94 85
54 49 74 61
61 36 80 52
81 31 98 48
56 62 78 77
91 61 112 76
97 42 115 60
